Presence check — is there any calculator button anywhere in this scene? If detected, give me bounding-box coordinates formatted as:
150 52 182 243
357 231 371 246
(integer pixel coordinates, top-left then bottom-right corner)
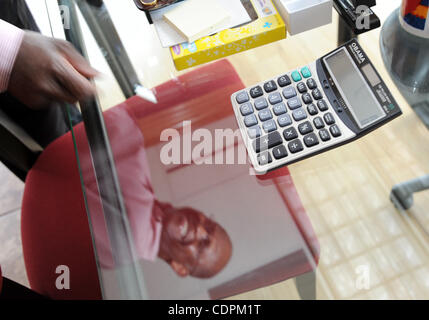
277 114 292 127
248 126 262 139
292 108 307 121
268 92 283 105
324 112 335 125
253 131 282 153
272 145 288 160
264 80 277 93
287 97 302 110
288 139 304 154
301 67 312 78
312 88 323 100
319 129 331 141
298 121 313 135
259 109 273 122
304 133 319 147
278 75 292 87
313 117 325 129
297 82 307 93
317 100 329 111
282 87 297 99
302 93 313 105
307 103 318 115
254 97 268 110
333 100 344 113
240 103 254 116
323 80 330 89
262 120 277 133
258 152 272 165
283 127 298 141
244 114 258 127
250 86 263 98
236 91 249 104
273 102 287 116
291 71 302 82
307 78 317 90
330 125 342 137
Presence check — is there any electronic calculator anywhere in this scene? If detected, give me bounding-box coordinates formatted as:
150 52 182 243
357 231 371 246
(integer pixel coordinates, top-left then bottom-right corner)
231 39 402 174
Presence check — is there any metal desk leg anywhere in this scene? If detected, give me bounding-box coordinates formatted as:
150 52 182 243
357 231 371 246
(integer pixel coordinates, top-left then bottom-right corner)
295 270 316 300
74 0 142 99
390 175 429 210
338 16 356 46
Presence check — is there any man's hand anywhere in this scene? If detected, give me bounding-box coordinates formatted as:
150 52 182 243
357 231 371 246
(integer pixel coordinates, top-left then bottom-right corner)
8 31 99 109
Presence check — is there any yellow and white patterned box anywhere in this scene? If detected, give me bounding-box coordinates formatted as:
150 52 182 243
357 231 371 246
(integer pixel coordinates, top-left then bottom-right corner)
170 0 286 71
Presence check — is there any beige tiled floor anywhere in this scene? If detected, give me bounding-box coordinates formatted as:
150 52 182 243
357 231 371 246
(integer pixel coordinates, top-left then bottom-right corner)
0 163 27 288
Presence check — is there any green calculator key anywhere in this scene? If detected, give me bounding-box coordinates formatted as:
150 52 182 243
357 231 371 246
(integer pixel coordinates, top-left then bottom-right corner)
301 67 311 78
291 71 302 82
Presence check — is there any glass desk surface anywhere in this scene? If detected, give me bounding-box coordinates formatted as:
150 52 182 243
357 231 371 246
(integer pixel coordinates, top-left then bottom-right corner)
38 0 429 300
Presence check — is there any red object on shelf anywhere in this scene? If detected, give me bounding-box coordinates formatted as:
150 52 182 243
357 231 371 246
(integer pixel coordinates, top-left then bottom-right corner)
403 0 424 16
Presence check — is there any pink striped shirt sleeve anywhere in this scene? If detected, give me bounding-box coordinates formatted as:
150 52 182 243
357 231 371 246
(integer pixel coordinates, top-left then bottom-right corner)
0 19 25 93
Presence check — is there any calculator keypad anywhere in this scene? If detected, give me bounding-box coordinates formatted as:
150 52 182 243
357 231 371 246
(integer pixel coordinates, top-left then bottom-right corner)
233 65 345 171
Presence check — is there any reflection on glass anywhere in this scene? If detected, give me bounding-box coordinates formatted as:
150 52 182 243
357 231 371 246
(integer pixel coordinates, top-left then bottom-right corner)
71 61 318 299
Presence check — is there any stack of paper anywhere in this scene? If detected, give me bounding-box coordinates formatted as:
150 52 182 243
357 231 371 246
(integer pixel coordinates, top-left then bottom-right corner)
151 0 251 48
163 0 230 43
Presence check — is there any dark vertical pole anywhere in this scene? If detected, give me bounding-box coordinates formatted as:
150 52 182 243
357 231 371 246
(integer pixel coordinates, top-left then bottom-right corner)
338 16 357 46
58 0 147 299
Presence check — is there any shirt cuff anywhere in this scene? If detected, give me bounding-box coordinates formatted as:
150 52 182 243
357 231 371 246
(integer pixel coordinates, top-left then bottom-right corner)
0 20 25 93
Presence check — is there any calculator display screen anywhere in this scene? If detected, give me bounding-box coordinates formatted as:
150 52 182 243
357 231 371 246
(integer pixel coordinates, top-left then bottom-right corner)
324 48 385 129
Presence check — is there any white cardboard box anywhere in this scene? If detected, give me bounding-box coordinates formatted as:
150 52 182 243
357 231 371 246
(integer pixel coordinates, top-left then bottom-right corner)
273 0 333 35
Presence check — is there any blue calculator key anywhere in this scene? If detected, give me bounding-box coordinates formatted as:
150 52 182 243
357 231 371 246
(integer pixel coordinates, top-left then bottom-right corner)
248 126 262 139
278 114 292 127
259 109 273 121
301 67 312 78
287 97 302 110
291 71 302 82
244 114 258 127
240 102 253 116
273 102 287 116
282 87 297 99
236 91 249 104
292 108 307 121
262 119 277 133
268 92 283 105
254 97 268 110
